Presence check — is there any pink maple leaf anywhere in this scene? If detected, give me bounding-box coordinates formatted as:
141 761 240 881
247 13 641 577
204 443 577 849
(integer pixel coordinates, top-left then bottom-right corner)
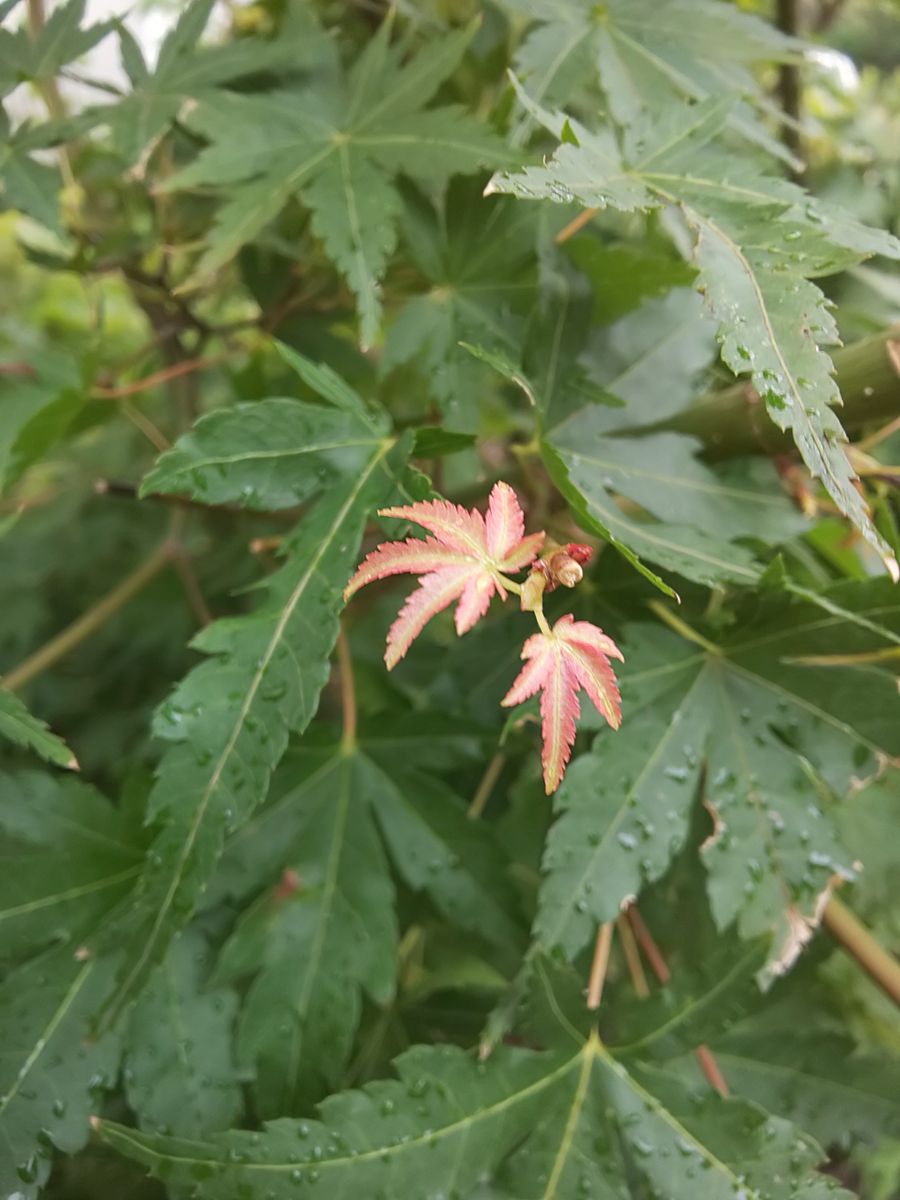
502 614 624 794
345 481 544 668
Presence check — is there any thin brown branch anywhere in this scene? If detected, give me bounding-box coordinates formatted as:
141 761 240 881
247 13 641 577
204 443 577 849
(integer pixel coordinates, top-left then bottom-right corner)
169 547 213 627
586 921 614 1010
776 0 803 168
555 207 599 245
617 914 650 998
694 1045 730 1097
0 362 37 379
249 535 285 555
2 538 174 692
336 625 357 751
625 905 728 1096
659 327 900 458
27 0 77 188
625 906 671 984
92 354 230 400
813 0 848 32
467 751 507 820
824 895 900 1009
120 400 171 452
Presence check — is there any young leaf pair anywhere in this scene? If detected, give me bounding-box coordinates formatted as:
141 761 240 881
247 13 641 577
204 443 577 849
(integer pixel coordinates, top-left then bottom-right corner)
345 483 623 793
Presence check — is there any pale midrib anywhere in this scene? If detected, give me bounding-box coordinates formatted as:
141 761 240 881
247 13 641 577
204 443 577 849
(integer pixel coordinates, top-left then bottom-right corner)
722 602 900 658
282 757 351 1103
355 134 499 158
640 176 841 495
645 171 792 207
614 1054 745 1183
610 942 762 1056
338 142 374 342
545 643 566 790
0 961 93 1117
102 1050 585 1173
541 1031 597 1199
611 25 705 111
108 439 394 1011
688 207 852 510
560 446 788 507
158 436 380 476
351 34 456 134
728 659 888 759
0 864 141 921
511 26 584 148
198 142 334 273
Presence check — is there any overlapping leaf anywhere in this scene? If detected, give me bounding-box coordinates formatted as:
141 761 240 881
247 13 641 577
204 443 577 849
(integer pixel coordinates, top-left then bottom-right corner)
163 18 512 345
502 0 799 160
0 689 75 768
96 1032 848 1200
0 771 145 964
0 350 88 495
207 737 521 1111
534 581 900 978
0 947 120 1200
382 183 538 422
708 1015 900 1150
0 0 114 97
103 0 325 164
574 287 716 431
215 753 397 1117
370 763 525 960
94 360 411 1023
124 931 242 1138
490 89 900 573
544 425 810 589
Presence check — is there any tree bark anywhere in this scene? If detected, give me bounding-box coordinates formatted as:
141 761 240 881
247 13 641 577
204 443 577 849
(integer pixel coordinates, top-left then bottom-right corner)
655 326 900 459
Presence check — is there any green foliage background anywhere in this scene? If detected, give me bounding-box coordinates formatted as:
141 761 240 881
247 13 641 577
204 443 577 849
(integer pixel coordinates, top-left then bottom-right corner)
1 0 899 1196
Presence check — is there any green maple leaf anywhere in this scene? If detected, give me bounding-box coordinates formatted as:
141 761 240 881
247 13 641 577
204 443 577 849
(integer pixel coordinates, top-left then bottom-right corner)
0 690 75 768
838 770 900 915
0 947 121 1200
0 349 89 493
164 18 514 346
0 0 114 97
573 287 716 429
93 356 412 1024
0 770 145 964
544 426 810 590
502 0 799 161
0 106 63 231
96 1032 850 1200
0 771 141 1197
215 752 397 1117
124 931 242 1138
467 284 803 593
104 0 325 165
205 735 520 1112
707 1007 900 1151
533 580 900 981
383 181 537 422
490 89 900 574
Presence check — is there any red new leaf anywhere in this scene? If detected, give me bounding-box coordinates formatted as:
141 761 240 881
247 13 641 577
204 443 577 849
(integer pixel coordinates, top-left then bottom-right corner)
345 482 544 668
502 615 624 794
